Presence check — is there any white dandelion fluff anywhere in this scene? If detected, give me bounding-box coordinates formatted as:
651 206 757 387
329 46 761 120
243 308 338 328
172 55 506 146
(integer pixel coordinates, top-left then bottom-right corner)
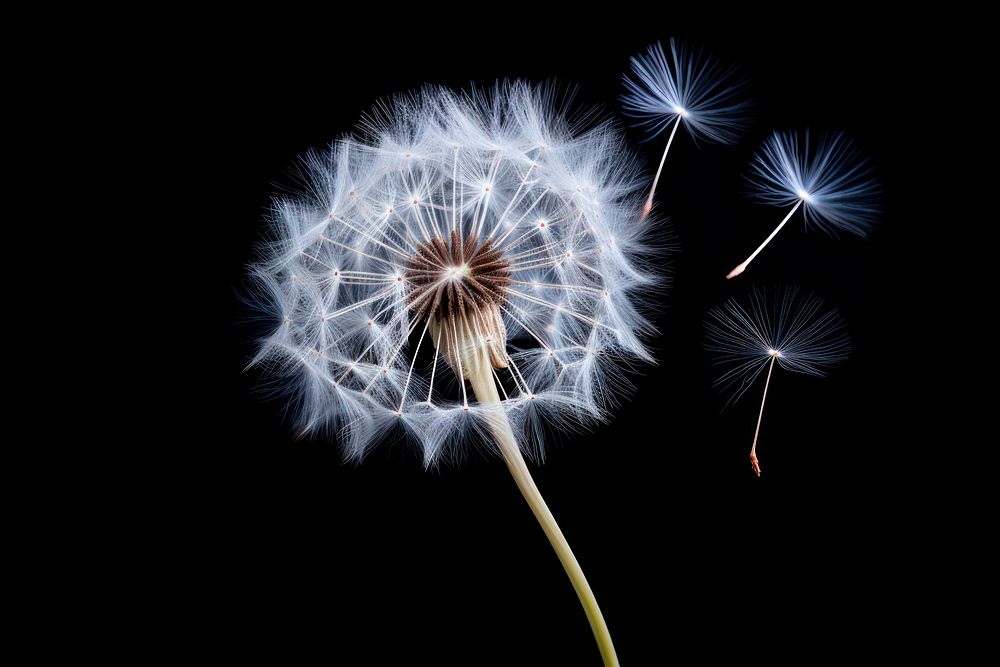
248 82 662 666
621 38 751 217
705 286 849 476
727 130 880 279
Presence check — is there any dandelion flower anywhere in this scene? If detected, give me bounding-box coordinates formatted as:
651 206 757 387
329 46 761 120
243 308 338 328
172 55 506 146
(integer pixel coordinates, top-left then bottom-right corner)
704 286 849 476
621 38 751 218
727 130 880 279
248 82 662 666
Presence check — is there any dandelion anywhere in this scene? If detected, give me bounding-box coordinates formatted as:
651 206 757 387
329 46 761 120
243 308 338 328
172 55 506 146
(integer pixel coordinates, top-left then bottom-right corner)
621 38 751 218
704 287 849 476
726 130 880 279
248 82 662 666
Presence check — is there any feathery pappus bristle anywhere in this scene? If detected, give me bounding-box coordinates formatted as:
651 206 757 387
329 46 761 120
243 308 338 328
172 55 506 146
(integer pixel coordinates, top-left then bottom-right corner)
747 130 880 237
621 38 751 145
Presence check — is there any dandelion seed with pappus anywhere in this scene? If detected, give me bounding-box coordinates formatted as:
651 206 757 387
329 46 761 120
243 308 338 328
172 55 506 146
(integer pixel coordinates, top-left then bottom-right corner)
705 286 849 476
727 130 880 279
621 38 751 218
247 82 665 666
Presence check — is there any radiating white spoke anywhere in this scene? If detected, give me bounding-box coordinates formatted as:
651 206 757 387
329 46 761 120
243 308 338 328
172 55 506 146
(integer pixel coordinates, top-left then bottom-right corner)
331 214 412 260
500 297 585 349
320 235 400 269
512 280 604 294
363 315 424 395
393 317 431 410
323 286 397 319
502 211 582 255
450 316 468 407
427 325 443 403
503 351 533 396
507 290 619 333
451 148 459 233
495 189 551 248
492 366 510 400
505 240 565 262
499 302 559 360
487 162 540 240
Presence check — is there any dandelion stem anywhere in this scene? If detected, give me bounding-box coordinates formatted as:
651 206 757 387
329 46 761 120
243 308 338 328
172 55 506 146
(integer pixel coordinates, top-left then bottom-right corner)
466 356 619 667
642 115 682 219
750 355 777 477
726 199 803 279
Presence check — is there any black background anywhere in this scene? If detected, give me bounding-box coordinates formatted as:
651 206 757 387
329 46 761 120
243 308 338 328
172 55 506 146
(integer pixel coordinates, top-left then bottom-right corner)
189 12 928 664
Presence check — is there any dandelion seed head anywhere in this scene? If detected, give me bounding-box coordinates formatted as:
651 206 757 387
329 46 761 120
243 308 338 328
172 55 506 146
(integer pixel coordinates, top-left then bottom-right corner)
248 82 666 465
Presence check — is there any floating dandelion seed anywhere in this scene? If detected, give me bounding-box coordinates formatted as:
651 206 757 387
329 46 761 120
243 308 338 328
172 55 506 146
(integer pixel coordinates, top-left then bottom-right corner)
726 130 880 279
248 82 662 666
704 287 849 476
621 38 751 218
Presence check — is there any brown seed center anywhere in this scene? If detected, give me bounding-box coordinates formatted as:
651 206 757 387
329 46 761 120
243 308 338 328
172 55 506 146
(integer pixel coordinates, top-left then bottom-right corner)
405 231 512 323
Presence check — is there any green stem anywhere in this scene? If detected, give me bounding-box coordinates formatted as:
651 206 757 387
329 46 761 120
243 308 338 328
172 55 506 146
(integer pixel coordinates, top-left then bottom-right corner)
467 360 620 667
